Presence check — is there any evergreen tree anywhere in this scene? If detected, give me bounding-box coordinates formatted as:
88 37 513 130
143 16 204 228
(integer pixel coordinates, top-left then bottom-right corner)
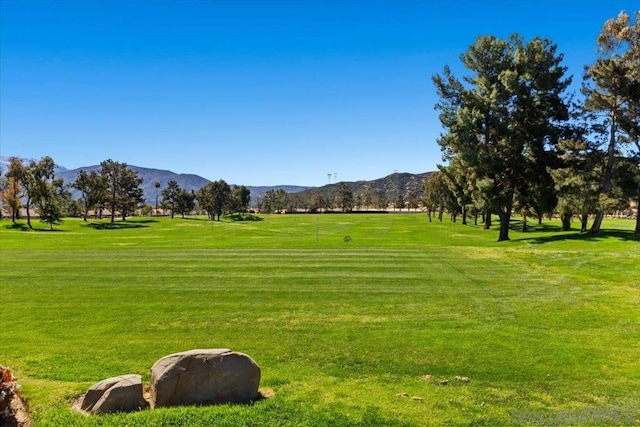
584 11 640 233
433 34 570 240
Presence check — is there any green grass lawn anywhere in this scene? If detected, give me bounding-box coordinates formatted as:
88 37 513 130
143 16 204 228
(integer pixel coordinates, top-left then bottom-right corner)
1 213 638 426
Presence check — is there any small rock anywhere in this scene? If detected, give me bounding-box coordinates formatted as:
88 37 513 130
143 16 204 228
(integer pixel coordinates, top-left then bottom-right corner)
79 374 146 414
421 375 433 381
439 379 449 386
412 396 424 401
396 392 409 398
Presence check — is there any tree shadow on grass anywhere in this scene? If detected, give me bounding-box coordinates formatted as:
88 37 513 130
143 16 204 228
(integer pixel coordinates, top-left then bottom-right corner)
84 221 150 230
4 223 31 231
512 229 639 244
3 222 66 232
127 219 159 224
507 219 566 233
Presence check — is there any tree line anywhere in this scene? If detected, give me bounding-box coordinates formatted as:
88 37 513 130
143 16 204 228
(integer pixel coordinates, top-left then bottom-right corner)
429 11 639 240
0 158 252 229
255 183 421 214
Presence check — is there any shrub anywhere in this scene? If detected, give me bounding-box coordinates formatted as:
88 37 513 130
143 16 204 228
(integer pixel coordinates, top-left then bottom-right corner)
0 365 18 419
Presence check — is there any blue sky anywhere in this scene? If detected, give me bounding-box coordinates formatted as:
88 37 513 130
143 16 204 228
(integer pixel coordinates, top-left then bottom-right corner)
1 1 637 186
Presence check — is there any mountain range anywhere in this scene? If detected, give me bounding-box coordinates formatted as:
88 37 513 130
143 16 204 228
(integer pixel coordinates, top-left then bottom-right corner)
0 156 432 205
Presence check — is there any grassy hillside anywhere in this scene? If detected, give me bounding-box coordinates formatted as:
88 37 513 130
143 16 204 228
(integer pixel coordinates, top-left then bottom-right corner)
0 214 638 426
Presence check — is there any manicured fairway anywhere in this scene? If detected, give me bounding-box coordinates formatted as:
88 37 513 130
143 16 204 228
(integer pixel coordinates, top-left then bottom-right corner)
1 214 638 426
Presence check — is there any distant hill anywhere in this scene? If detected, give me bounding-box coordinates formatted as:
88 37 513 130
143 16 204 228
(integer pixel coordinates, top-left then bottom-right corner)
1 157 312 205
57 166 310 205
55 165 212 205
1 156 432 206
299 171 433 203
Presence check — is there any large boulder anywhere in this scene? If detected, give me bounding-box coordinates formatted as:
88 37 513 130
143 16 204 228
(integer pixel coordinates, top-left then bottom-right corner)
79 374 147 414
150 349 260 408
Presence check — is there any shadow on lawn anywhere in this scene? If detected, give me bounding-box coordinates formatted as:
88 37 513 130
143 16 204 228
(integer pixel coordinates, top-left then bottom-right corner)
513 228 639 244
3 222 67 232
84 220 153 230
4 223 31 231
507 219 565 233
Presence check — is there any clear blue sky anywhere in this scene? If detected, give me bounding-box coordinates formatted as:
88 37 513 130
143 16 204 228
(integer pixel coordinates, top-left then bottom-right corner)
1 1 636 186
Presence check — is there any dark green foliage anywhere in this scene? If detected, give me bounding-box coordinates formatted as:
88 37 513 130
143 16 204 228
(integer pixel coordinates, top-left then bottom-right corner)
161 180 181 219
584 11 640 233
72 170 108 221
99 160 144 223
197 179 231 220
433 34 571 240
335 182 354 212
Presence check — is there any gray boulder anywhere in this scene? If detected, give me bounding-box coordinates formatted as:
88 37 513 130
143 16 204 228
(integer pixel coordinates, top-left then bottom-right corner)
79 374 147 414
150 348 260 408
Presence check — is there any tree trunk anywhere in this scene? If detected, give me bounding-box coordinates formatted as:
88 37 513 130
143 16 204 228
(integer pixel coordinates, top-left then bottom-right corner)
462 206 467 225
580 214 589 233
561 214 571 231
590 110 617 234
522 212 528 232
26 199 32 229
428 208 432 222
474 211 478 226
497 197 513 241
438 205 444 222
498 210 511 241
484 211 492 230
